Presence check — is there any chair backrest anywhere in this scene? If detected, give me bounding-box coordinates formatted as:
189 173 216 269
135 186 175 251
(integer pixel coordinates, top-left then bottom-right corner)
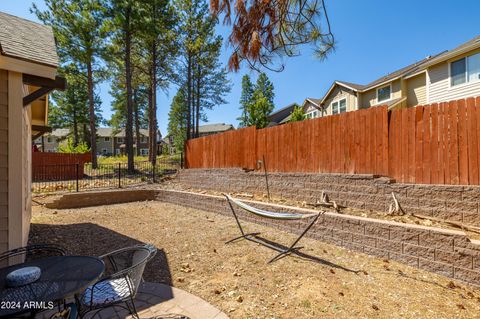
0 244 66 267
102 244 157 297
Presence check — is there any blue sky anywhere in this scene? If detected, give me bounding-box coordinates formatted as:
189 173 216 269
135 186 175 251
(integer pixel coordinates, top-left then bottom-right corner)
3 1 479 136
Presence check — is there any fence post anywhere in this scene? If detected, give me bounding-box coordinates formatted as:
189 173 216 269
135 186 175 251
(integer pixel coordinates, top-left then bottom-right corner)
118 163 121 188
180 152 184 169
153 163 156 183
76 163 79 192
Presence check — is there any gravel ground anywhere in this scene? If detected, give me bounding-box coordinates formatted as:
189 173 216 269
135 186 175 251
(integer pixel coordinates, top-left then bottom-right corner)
31 200 480 319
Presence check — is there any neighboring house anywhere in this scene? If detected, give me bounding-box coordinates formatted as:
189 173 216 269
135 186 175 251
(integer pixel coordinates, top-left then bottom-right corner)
302 98 323 119
36 128 69 152
197 123 234 137
35 127 162 156
113 128 162 156
96 127 114 156
267 104 297 126
0 11 64 254
319 35 480 116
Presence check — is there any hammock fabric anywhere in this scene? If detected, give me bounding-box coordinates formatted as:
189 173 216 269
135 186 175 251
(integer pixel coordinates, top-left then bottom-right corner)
225 195 319 220
224 194 322 263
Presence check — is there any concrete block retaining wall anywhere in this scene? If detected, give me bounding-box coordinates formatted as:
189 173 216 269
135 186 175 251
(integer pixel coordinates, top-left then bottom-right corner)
176 169 480 226
156 189 480 286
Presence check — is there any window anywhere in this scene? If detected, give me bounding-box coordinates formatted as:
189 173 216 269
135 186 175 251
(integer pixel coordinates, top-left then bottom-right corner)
377 85 391 103
102 149 107 155
451 53 480 86
115 149 121 155
141 149 149 156
104 137 110 142
339 99 347 113
331 98 347 115
332 101 338 115
141 136 148 143
306 110 319 119
117 137 124 143
47 137 52 143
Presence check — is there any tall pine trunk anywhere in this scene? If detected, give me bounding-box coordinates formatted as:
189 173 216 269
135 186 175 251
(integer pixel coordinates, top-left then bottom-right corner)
72 107 78 147
195 63 201 138
87 60 97 168
124 6 134 173
186 53 192 141
149 42 158 164
133 89 141 156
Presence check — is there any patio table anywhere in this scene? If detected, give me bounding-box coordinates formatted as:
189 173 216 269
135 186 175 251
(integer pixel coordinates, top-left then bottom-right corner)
0 255 104 318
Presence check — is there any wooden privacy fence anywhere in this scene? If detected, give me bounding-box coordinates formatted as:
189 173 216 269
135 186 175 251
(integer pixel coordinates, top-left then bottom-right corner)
185 106 389 175
185 97 480 185
389 97 480 185
32 152 91 181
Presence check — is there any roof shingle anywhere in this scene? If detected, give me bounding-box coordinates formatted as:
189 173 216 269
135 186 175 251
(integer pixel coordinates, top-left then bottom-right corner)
0 11 59 68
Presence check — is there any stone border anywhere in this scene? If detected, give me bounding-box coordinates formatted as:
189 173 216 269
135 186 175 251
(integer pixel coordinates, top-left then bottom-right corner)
175 168 480 225
155 189 480 286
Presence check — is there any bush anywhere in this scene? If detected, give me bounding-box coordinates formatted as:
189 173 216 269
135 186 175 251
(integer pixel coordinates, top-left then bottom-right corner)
57 138 90 153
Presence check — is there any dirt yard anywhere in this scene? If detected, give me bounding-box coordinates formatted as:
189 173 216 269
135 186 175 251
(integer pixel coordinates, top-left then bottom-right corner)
31 200 480 319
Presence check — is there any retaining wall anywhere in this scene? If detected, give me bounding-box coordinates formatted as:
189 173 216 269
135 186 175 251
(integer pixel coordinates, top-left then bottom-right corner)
156 189 480 286
176 168 480 226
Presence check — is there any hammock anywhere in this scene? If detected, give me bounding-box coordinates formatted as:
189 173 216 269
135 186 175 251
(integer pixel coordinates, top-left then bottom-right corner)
225 195 319 220
224 194 322 263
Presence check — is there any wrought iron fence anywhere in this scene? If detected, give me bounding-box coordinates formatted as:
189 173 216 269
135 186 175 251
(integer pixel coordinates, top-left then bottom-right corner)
32 158 180 193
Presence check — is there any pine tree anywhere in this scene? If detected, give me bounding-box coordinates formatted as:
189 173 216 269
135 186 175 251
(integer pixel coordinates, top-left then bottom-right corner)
167 88 188 153
33 0 109 168
289 104 306 122
244 72 275 128
238 75 254 128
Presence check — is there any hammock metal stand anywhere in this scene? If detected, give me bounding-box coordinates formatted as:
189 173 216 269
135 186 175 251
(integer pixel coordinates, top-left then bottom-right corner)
224 194 322 263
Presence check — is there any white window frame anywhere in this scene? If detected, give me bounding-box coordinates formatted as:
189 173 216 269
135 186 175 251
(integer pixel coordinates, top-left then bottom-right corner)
104 137 110 142
449 52 480 88
376 84 392 104
330 97 347 115
117 137 124 143
140 148 149 156
115 149 121 155
102 148 107 155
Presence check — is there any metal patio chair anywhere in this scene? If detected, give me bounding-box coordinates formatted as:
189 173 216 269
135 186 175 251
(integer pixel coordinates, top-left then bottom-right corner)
76 244 157 319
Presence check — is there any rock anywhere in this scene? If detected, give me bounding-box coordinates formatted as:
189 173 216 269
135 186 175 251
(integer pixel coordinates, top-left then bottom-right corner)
236 295 244 303
372 304 379 311
213 288 222 295
177 277 185 283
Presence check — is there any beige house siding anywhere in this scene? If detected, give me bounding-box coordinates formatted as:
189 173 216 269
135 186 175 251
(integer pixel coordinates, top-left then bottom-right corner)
323 86 357 116
0 70 8 254
360 79 402 108
406 73 427 106
303 102 322 118
428 48 480 103
97 137 113 155
7 71 32 253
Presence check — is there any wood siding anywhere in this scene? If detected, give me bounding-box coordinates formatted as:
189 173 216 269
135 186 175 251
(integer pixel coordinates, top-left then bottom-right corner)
406 73 427 106
360 79 402 108
322 86 357 115
0 70 7 254
428 48 480 103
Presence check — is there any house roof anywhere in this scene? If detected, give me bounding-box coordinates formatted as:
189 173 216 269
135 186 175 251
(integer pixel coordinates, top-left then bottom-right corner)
0 11 59 68
114 128 151 137
267 103 297 124
335 81 364 91
198 123 234 134
48 128 70 138
321 35 480 106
